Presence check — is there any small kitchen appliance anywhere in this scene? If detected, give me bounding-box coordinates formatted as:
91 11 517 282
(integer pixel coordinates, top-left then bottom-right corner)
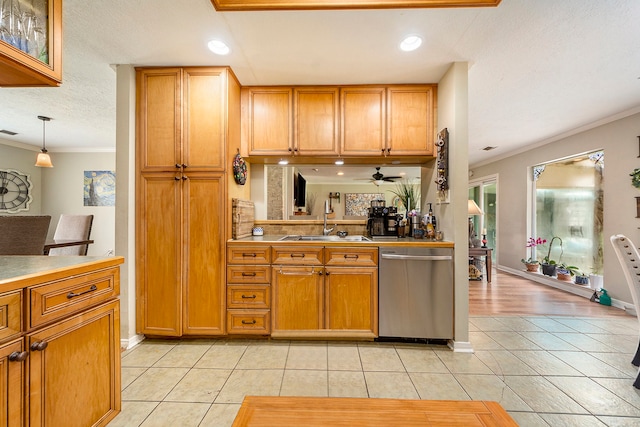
366 200 398 237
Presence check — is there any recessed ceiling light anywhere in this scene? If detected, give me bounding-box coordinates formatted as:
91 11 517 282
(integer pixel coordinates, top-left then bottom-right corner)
207 40 230 55
337 171 344 176
400 35 422 52
335 159 344 165
278 159 288 165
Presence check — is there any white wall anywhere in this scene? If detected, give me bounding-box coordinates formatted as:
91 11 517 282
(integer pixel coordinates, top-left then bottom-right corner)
41 152 116 256
437 62 471 350
471 111 640 307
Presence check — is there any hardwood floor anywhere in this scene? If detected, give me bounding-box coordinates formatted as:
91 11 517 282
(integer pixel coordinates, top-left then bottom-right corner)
469 269 629 317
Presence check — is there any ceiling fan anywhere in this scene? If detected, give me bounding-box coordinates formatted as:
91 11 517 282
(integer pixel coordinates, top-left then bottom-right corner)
368 167 402 186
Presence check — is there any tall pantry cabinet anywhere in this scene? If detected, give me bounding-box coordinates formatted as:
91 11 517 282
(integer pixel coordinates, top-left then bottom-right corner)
136 67 241 336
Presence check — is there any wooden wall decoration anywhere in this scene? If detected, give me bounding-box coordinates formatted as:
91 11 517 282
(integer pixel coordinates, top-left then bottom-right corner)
435 128 449 203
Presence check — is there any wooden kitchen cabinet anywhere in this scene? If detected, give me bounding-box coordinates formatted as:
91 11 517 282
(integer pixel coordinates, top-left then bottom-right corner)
340 87 387 156
137 67 232 172
241 87 293 156
136 66 238 337
271 245 378 338
0 257 123 426
137 171 226 336
28 300 120 427
387 85 437 156
272 266 324 332
0 338 24 426
0 0 63 87
226 245 272 335
294 87 340 156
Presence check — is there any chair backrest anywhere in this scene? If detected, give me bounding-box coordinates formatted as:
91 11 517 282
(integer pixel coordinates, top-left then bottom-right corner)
48 214 94 256
0 215 51 255
610 234 640 322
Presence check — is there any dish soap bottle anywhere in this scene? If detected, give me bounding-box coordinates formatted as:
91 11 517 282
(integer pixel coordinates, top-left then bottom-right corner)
425 203 435 239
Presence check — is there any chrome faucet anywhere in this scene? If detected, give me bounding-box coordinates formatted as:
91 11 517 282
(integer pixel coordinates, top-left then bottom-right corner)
323 200 336 236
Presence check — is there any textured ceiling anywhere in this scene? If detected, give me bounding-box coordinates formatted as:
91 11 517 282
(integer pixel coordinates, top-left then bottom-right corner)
0 0 638 167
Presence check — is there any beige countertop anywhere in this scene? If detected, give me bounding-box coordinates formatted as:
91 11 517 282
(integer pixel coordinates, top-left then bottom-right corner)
0 256 124 291
228 235 454 248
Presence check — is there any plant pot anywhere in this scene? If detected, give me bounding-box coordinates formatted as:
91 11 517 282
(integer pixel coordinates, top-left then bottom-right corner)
589 274 603 290
557 272 572 282
524 263 539 272
541 263 556 277
575 275 589 286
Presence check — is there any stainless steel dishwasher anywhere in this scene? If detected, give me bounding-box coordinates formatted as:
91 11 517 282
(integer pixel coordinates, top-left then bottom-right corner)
378 246 454 340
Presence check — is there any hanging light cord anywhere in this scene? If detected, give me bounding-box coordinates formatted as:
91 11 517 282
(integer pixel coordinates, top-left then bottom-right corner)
38 115 50 152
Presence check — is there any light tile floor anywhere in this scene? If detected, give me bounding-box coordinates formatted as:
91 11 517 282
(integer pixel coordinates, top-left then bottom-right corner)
110 316 640 427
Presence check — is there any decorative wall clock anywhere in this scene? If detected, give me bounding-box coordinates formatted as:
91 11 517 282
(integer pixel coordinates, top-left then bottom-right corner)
0 169 33 212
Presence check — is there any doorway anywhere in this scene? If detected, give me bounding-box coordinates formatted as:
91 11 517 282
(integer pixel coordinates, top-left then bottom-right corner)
469 176 497 262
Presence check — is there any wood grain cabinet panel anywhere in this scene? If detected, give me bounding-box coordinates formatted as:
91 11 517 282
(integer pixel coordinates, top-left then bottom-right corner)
242 87 293 155
325 266 377 333
227 310 270 335
387 85 436 156
0 291 22 342
340 87 386 156
227 246 271 264
0 338 25 426
324 247 378 267
271 246 323 266
294 87 340 156
272 266 324 331
227 265 271 284
28 300 121 427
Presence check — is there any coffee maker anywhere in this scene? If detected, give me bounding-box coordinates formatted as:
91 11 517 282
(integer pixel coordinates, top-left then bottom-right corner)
367 200 398 237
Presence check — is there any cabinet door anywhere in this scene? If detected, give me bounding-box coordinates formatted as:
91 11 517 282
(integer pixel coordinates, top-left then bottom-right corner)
325 267 377 335
294 87 339 156
340 87 386 156
242 88 293 155
137 173 182 336
0 0 62 86
28 300 121 427
387 85 436 156
182 173 226 335
136 68 182 172
183 68 227 171
0 338 25 427
272 267 323 331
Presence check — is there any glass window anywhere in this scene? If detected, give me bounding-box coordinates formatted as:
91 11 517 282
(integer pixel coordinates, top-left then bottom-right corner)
533 151 604 274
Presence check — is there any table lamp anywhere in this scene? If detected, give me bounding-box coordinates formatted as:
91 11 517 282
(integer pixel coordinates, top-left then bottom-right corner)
468 200 483 247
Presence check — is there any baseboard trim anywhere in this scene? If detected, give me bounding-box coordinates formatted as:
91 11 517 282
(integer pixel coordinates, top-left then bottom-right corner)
121 334 145 351
449 340 474 353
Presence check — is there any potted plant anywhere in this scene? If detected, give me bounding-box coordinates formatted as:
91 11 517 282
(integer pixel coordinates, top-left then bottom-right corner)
575 270 589 286
521 237 546 272
391 180 420 213
556 263 579 282
541 236 562 276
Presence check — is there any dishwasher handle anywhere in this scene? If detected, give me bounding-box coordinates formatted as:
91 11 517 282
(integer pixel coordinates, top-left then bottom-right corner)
381 253 452 261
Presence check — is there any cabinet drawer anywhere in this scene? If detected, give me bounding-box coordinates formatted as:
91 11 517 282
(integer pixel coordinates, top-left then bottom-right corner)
227 285 270 309
325 247 378 266
29 267 120 328
227 246 271 264
227 310 270 335
227 265 271 284
0 290 22 342
272 246 323 265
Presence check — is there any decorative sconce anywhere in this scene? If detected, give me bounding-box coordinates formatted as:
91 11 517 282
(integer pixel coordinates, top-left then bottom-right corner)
35 115 53 168
435 128 449 202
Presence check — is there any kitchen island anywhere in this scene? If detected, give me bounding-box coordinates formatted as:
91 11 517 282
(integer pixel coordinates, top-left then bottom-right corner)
0 255 123 427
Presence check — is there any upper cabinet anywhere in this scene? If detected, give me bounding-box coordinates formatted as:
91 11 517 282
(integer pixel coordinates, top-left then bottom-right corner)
137 67 233 172
387 85 437 156
241 87 293 156
241 84 436 161
0 0 63 87
340 87 386 156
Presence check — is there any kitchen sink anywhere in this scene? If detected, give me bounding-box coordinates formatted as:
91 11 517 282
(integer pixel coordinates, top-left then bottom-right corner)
278 235 372 242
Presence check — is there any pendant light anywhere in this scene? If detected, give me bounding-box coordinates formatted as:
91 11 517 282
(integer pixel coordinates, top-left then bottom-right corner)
35 115 53 167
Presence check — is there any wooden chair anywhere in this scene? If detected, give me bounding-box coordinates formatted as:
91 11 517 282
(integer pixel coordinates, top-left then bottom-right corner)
0 215 51 255
48 214 94 255
609 234 640 388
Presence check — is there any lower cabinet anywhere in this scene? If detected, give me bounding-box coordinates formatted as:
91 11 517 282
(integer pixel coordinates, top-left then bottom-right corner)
28 300 121 427
0 258 123 427
271 246 378 339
